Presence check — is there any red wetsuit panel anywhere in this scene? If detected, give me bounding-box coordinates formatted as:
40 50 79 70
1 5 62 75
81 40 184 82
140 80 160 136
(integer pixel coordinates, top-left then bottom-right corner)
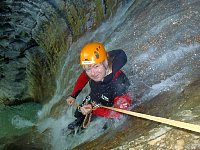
71 71 89 98
92 94 131 118
70 50 131 119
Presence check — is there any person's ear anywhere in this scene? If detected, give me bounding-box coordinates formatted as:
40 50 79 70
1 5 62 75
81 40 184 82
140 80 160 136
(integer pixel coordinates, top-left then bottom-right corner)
107 53 109 57
103 59 108 67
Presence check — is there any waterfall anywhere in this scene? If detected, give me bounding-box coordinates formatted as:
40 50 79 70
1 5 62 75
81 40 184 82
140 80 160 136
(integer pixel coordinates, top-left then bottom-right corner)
36 0 200 149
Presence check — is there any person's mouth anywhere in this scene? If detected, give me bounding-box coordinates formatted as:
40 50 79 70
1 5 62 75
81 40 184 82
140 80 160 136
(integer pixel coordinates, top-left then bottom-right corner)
92 74 100 80
93 75 99 79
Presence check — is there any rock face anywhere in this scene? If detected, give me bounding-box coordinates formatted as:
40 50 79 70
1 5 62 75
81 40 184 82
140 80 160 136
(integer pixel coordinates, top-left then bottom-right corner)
73 79 200 150
0 0 122 104
1 0 200 149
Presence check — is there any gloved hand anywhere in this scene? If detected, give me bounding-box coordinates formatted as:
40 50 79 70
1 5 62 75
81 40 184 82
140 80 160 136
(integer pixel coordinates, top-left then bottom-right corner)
80 104 92 115
114 96 131 110
66 96 75 105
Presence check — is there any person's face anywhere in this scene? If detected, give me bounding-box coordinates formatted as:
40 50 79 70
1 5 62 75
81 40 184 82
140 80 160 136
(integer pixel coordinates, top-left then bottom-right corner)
84 62 107 82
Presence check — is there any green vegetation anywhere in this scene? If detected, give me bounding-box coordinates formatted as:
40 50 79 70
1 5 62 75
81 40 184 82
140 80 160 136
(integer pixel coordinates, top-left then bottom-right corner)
65 2 86 40
26 1 120 103
27 14 70 103
95 0 104 24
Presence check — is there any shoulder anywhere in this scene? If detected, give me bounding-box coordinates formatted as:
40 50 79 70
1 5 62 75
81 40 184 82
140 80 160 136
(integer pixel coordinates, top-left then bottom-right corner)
108 49 127 73
112 70 130 96
113 70 129 84
108 49 127 60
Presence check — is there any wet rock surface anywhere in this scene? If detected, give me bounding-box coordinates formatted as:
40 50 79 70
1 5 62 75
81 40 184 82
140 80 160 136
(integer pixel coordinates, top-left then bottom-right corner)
0 0 122 103
0 0 199 149
1 43 198 150
2 130 50 150
73 79 200 150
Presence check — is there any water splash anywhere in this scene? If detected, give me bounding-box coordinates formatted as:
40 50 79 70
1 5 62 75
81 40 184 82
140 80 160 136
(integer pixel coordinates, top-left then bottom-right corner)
11 115 35 129
37 0 200 149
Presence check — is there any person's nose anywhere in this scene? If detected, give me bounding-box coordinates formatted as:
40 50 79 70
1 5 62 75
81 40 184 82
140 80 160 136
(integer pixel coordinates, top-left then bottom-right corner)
90 68 96 76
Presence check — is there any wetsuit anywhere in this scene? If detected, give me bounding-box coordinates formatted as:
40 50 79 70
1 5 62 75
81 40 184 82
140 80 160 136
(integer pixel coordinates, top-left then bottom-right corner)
70 49 131 122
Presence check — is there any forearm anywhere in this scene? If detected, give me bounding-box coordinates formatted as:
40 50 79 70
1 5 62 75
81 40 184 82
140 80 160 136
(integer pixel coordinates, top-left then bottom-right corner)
71 71 89 98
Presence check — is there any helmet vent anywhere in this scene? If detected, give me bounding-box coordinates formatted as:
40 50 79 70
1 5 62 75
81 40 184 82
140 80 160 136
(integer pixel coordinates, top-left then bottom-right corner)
94 51 99 59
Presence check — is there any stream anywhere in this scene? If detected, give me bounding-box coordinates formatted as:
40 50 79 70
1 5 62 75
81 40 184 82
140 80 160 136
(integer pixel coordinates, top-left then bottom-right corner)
1 0 200 150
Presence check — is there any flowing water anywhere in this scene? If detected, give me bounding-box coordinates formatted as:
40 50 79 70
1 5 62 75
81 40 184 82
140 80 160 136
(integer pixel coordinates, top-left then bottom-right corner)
0 103 41 149
1 0 200 149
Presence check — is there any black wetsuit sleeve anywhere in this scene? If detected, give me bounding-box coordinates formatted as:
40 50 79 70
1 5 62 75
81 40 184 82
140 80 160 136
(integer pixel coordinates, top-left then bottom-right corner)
113 72 130 98
108 49 127 74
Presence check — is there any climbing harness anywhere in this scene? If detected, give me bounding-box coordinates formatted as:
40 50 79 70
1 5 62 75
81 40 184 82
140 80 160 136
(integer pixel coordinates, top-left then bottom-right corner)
81 103 100 128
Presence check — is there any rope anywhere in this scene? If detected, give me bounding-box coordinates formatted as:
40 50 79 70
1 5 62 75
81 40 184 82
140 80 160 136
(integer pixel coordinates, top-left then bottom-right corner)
82 112 92 128
74 102 200 133
73 102 93 129
101 106 200 134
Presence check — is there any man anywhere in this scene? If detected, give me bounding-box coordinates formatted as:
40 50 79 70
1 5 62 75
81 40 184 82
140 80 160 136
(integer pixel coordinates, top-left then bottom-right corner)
66 42 131 130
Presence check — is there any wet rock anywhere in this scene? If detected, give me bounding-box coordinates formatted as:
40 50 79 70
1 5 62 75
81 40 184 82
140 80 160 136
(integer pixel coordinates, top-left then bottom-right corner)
0 0 122 104
73 79 200 150
2 130 51 150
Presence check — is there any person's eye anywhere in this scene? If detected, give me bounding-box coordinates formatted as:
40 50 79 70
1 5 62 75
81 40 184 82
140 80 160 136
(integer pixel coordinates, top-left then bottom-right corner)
94 65 99 68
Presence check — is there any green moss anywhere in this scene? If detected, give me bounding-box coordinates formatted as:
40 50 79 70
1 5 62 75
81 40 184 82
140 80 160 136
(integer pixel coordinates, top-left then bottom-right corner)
95 0 104 25
105 0 117 17
26 52 52 102
27 14 70 103
65 3 86 40
26 1 121 103
19 31 29 38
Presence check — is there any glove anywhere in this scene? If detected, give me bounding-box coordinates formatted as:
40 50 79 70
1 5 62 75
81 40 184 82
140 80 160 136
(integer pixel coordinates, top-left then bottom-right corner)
80 104 92 115
114 95 131 110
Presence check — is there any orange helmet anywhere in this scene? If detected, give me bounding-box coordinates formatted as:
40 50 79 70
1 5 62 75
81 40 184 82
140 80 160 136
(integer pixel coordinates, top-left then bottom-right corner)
80 42 107 66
